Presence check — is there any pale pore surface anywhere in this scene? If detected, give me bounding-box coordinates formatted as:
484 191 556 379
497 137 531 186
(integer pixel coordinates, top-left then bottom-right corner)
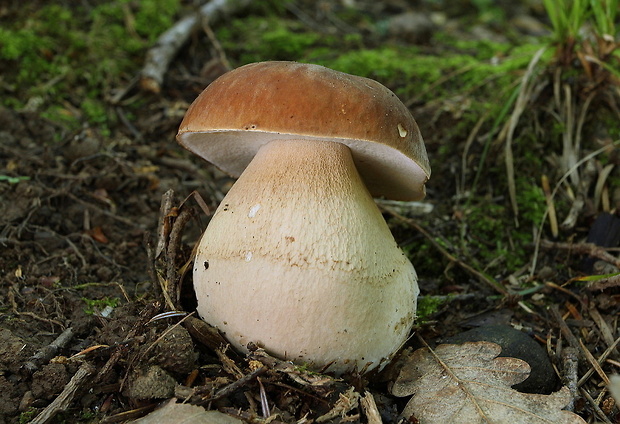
193 139 419 373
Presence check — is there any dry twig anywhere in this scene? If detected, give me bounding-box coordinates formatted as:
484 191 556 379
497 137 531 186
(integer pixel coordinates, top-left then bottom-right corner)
540 239 620 269
550 305 582 355
30 362 96 424
140 0 252 93
23 327 74 374
360 391 383 424
199 366 268 404
561 347 579 412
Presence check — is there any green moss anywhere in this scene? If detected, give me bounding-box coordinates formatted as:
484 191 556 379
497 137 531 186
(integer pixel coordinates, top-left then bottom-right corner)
516 177 546 226
81 98 112 136
308 41 548 105
18 408 37 424
82 297 119 315
217 16 325 64
416 296 447 322
41 106 82 132
262 26 321 60
0 0 181 133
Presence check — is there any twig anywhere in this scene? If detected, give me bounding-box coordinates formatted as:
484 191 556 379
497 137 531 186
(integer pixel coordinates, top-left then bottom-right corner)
360 391 383 424
577 335 620 387
30 362 96 424
249 348 337 387
144 232 162 302
166 206 193 309
561 347 579 411
588 306 617 351
140 0 252 93
585 274 620 291
580 387 613 424
550 304 582 356
540 239 620 268
183 316 228 351
215 346 244 379
99 404 158 424
23 327 74 374
578 338 610 385
380 205 508 295
200 366 268 403
156 189 177 260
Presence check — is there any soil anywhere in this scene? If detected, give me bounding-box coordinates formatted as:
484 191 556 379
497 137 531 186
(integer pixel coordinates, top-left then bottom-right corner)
1 1 619 423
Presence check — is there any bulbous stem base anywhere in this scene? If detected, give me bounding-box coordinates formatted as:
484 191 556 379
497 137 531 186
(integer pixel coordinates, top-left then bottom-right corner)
193 139 419 374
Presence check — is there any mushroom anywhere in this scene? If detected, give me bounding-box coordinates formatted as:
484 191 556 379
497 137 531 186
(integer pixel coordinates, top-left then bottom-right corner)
177 61 430 374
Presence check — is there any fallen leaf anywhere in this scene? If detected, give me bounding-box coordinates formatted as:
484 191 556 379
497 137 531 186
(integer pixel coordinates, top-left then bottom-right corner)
131 399 243 424
391 341 586 424
87 226 109 244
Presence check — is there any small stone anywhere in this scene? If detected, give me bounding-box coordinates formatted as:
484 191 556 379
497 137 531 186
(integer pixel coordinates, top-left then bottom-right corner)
126 365 177 400
148 325 198 375
18 390 35 412
386 12 436 44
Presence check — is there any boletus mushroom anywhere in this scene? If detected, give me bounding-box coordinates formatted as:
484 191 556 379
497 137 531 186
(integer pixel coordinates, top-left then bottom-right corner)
177 61 431 374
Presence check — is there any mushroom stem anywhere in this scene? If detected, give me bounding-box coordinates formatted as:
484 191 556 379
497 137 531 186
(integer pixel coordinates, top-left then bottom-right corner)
194 139 418 374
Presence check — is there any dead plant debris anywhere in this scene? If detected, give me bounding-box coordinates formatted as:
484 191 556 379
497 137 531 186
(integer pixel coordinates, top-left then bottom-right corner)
0 0 619 423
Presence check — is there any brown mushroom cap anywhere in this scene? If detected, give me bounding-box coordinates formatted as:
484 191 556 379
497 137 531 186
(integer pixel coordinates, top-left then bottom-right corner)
177 61 431 200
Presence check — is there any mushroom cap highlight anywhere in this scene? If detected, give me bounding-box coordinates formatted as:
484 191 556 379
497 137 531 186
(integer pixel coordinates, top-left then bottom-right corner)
177 61 431 200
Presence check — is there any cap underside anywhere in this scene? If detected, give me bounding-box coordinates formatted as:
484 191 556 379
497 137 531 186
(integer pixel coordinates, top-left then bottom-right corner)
178 130 428 201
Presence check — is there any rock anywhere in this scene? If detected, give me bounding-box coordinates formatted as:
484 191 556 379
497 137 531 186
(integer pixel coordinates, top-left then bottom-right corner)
148 325 198 375
126 365 177 400
386 11 436 44
63 128 101 162
31 363 69 400
441 325 557 394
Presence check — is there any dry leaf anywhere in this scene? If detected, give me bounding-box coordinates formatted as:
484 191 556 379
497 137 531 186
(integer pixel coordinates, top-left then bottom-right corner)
87 226 109 244
391 341 586 424
131 399 243 424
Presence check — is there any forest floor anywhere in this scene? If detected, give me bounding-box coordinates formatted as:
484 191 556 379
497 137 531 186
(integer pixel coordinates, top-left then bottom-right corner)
0 0 619 423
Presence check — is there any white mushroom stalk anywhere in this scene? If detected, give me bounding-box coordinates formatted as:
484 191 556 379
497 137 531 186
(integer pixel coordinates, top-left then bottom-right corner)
177 61 431 374
194 139 418 373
